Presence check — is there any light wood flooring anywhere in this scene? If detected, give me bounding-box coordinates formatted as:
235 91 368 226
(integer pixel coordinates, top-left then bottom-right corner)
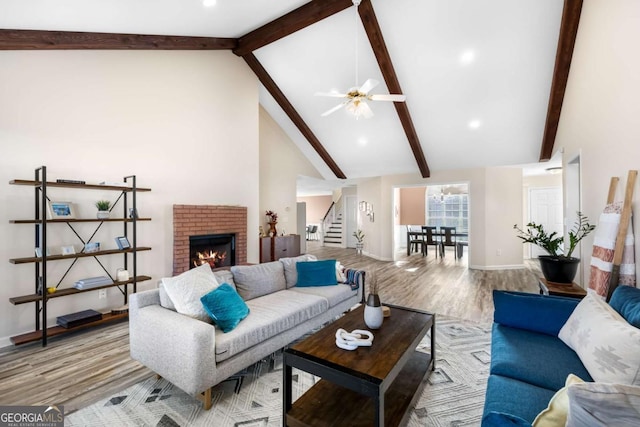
0 243 542 413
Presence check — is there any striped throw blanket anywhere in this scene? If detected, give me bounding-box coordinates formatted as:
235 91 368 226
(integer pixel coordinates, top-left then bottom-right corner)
588 202 636 297
344 268 365 292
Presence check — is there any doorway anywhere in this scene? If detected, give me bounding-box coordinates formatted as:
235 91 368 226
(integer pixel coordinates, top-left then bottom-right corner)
528 187 563 258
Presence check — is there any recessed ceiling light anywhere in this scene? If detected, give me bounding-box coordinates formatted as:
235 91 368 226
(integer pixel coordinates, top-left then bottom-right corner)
459 50 475 66
468 119 482 129
203 0 217 7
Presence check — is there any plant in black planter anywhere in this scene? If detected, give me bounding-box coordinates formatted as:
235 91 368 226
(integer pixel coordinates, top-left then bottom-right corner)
514 212 595 283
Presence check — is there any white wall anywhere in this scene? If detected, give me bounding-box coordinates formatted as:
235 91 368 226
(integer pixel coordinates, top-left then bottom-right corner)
0 50 259 345
259 105 322 238
554 0 640 286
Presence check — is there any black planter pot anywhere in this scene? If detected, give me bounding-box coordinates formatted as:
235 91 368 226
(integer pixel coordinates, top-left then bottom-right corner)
538 256 580 284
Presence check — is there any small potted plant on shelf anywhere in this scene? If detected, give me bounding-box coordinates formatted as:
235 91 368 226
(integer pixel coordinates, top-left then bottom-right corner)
95 200 111 220
514 211 595 283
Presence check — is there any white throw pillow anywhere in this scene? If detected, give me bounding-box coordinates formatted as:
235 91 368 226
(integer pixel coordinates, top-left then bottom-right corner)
558 292 640 385
566 382 640 427
161 263 219 322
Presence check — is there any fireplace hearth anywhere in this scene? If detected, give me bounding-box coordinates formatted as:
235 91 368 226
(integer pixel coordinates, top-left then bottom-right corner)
190 233 236 269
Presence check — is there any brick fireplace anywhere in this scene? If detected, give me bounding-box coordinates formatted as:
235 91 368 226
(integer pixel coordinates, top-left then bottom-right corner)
173 205 247 275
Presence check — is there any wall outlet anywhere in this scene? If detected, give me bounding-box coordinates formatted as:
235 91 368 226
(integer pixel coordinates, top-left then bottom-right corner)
98 289 107 299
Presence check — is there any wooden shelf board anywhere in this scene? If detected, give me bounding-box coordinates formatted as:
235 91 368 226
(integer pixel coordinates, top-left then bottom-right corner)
10 218 151 224
286 351 432 427
9 247 151 264
9 179 151 192
10 312 129 346
9 275 152 305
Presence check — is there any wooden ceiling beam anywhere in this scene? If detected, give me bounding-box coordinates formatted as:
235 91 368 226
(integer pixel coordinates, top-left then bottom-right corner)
539 0 583 161
358 0 430 178
243 53 347 179
233 0 353 57
0 29 237 50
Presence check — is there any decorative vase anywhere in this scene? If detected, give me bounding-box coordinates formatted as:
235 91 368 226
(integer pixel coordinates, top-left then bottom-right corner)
355 242 364 255
268 221 277 236
538 256 580 284
364 293 383 329
97 210 110 220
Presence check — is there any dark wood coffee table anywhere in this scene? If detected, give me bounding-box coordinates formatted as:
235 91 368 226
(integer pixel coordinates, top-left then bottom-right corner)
283 304 435 427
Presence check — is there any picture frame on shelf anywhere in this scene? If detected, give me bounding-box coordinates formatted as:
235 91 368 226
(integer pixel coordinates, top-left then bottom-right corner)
60 245 76 255
35 247 52 258
115 236 131 250
129 208 138 219
84 242 100 253
47 201 76 219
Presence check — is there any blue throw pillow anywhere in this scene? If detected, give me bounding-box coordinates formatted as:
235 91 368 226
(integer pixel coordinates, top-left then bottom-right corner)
493 290 579 336
609 285 640 328
296 259 338 287
200 283 249 333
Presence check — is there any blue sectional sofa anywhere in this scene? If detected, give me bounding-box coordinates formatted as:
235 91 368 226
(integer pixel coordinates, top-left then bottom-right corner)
481 286 640 426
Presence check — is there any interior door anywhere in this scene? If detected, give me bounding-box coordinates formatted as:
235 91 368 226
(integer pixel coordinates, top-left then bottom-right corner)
529 187 563 258
345 196 358 248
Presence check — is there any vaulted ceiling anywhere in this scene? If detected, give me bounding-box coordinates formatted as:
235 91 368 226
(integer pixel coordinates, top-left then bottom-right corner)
1 0 581 191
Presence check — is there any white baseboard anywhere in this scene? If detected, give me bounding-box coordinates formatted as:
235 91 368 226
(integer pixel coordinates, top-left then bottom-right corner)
469 264 526 270
361 251 393 262
0 335 13 349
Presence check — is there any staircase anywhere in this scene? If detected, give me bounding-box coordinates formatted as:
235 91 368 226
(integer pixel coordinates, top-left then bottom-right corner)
323 215 343 247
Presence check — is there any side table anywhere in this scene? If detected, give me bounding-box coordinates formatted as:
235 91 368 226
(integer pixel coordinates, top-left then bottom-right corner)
538 277 587 299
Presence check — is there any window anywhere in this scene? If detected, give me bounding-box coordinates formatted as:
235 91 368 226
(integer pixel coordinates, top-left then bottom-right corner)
426 185 468 232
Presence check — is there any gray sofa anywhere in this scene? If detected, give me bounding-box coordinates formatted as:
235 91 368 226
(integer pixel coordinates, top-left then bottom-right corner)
129 255 363 409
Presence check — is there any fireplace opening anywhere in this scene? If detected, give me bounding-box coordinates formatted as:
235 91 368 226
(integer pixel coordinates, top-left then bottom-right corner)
189 233 236 269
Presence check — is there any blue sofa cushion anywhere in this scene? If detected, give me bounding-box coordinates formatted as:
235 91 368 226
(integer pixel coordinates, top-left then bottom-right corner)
482 411 531 426
609 285 640 328
482 374 555 425
490 324 592 391
493 290 579 336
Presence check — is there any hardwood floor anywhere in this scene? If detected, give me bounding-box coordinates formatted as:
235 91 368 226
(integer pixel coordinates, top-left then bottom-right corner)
0 243 542 413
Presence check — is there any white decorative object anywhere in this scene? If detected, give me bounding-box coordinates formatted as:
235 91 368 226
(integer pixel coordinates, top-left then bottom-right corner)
116 268 130 282
335 328 373 351
97 210 109 219
364 302 384 329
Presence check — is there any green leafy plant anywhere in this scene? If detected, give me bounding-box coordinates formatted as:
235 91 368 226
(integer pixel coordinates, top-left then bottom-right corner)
95 200 111 211
513 211 595 258
353 229 365 243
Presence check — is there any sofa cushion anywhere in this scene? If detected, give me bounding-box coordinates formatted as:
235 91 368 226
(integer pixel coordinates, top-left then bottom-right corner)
482 374 556 425
231 261 286 301
493 291 579 336
279 254 317 288
565 381 640 427
212 269 236 291
214 290 328 362
160 263 220 322
200 283 249 333
559 292 640 385
296 259 338 287
289 283 357 308
490 324 592 391
532 374 584 427
483 411 531 426
609 285 640 328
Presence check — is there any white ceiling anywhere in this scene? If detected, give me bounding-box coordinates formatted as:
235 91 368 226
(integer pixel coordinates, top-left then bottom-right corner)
1 0 565 194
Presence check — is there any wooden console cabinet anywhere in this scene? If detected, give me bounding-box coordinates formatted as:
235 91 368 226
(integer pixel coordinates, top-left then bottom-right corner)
260 235 301 263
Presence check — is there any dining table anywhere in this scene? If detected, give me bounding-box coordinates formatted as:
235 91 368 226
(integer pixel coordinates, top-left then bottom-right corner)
406 228 469 258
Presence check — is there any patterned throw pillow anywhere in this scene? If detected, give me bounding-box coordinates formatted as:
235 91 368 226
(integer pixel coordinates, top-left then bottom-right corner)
558 292 640 385
161 263 220 322
566 382 640 427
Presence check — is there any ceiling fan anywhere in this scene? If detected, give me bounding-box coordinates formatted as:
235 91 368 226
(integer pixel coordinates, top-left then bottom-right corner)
315 0 406 119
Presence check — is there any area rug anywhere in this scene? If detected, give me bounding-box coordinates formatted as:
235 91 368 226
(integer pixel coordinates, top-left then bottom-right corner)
66 316 491 427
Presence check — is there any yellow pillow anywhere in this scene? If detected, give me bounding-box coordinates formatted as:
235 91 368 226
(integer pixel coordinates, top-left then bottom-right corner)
532 374 584 427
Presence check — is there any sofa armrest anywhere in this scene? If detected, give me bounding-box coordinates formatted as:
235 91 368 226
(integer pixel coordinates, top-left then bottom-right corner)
493 290 580 336
129 289 217 395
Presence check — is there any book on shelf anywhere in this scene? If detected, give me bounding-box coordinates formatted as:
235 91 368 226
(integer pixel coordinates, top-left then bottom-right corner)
56 179 86 185
74 276 113 290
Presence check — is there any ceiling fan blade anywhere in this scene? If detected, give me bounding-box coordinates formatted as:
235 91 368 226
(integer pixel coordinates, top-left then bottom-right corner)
358 78 379 95
321 103 346 117
315 92 349 98
369 94 406 102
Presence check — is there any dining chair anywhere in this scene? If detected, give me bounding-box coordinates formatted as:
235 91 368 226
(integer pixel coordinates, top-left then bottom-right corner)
407 225 426 255
422 226 439 257
440 226 457 257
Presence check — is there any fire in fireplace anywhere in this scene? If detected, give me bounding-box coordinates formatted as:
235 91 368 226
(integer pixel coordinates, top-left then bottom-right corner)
189 233 236 269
